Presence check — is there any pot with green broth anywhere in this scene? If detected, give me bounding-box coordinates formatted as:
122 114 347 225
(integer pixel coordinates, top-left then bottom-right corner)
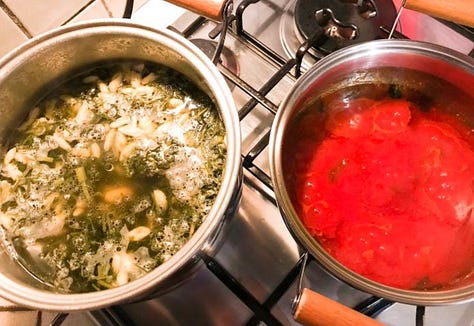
0 61 227 293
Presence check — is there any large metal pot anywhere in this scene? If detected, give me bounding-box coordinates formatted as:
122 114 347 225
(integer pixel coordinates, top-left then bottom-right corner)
269 40 473 325
0 19 241 311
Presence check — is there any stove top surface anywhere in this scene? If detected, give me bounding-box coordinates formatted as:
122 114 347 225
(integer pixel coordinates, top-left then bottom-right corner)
1 1 473 325
111 1 473 325
293 0 397 53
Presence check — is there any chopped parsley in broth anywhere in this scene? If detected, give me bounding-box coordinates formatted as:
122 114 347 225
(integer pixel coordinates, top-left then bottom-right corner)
0 62 226 292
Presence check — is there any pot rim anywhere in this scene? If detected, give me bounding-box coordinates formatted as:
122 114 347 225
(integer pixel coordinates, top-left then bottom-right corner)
269 39 474 306
0 19 241 311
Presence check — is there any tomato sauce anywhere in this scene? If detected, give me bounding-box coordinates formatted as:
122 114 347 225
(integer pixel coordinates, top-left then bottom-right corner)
284 97 474 290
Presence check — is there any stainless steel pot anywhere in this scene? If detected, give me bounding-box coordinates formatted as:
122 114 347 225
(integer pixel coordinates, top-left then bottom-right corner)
0 19 241 311
269 39 474 325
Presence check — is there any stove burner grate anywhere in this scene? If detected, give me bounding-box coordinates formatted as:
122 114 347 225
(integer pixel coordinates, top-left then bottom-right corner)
294 0 397 53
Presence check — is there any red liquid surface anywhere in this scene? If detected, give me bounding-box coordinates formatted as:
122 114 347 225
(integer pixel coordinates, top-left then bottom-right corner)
285 98 474 290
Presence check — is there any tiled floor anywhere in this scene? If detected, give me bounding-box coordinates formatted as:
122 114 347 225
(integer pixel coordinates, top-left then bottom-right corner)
0 5 28 55
0 0 148 57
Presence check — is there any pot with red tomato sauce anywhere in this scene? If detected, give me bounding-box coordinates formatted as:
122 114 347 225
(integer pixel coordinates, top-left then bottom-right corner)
269 40 474 315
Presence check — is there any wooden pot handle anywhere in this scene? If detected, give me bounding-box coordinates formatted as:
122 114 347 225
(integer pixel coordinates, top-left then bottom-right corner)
404 0 474 28
293 288 385 326
164 0 229 22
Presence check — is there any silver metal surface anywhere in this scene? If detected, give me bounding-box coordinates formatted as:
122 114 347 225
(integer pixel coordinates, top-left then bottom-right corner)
0 19 241 311
246 0 473 70
1 0 474 324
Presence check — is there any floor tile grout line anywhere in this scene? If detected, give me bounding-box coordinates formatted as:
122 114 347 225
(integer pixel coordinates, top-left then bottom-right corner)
100 0 114 18
0 0 33 38
61 0 96 26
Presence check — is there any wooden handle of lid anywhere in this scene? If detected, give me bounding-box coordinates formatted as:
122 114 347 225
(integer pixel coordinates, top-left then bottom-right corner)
164 0 229 21
404 0 474 27
293 288 385 326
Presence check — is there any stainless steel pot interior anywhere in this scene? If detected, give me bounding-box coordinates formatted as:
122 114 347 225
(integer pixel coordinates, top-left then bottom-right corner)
269 39 474 306
0 19 241 311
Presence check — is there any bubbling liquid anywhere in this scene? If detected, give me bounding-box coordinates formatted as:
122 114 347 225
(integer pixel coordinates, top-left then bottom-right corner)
0 62 226 292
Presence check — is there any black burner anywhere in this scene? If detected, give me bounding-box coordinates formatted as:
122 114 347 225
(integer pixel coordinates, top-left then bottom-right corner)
295 0 397 53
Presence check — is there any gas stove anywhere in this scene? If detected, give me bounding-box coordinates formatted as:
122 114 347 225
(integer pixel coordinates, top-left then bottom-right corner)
4 0 474 325
114 1 474 325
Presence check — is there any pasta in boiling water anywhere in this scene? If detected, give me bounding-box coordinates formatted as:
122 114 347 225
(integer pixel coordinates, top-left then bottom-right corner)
0 62 226 292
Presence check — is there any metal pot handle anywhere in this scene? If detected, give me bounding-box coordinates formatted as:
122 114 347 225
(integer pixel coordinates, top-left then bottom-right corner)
404 0 474 27
165 0 231 22
292 253 385 326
